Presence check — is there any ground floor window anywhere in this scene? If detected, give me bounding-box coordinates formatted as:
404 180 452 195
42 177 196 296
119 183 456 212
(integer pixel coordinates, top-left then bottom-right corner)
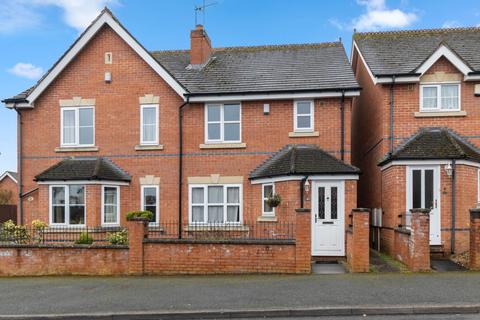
50 185 85 226
189 184 242 224
262 183 275 216
141 185 159 225
102 186 120 226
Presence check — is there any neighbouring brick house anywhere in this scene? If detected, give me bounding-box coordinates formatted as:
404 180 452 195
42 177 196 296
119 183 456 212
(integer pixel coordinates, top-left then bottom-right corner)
0 171 17 206
352 28 480 257
2 8 360 260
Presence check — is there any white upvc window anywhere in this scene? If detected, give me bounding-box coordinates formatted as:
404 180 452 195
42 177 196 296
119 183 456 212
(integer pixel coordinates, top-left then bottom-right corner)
102 186 120 226
478 169 480 205
294 100 314 132
205 103 241 143
420 83 461 112
189 184 242 224
141 185 159 225
262 183 275 216
61 107 95 146
140 104 159 145
49 185 86 226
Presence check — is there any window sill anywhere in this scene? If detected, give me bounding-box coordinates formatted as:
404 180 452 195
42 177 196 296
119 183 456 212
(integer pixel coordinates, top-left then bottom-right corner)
55 146 99 153
184 225 249 232
288 131 319 138
257 216 277 222
414 111 467 118
135 144 164 151
199 143 247 149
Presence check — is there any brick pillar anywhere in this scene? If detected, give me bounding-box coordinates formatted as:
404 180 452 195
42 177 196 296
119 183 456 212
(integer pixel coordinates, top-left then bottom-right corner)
295 208 311 274
127 218 148 275
469 209 480 270
348 208 370 273
409 208 431 272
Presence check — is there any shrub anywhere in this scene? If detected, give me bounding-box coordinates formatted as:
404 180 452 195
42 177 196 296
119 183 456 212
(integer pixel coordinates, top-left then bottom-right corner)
75 232 94 245
126 210 153 221
266 193 282 208
106 229 128 245
31 220 48 244
32 220 48 230
1 220 29 244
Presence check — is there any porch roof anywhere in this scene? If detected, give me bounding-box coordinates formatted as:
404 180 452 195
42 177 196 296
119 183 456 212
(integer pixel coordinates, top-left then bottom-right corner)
249 144 360 180
379 128 480 166
35 157 131 182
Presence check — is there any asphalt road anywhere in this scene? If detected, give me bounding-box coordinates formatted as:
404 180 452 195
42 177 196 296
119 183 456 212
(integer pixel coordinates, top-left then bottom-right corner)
231 316 480 320
1 273 480 316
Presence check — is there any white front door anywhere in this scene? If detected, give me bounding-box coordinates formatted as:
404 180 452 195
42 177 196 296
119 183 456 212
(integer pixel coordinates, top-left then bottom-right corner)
311 181 345 256
406 166 441 245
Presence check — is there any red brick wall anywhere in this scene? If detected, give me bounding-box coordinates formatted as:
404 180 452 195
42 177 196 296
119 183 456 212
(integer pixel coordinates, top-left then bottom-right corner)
346 208 370 272
470 209 480 270
0 176 17 206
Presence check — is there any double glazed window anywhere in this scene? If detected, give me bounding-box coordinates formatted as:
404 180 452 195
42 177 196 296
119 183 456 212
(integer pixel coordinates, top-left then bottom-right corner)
61 107 94 146
140 104 159 145
262 183 275 216
190 184 242 224
102 186 120 226
420 83 460 112
141 185 159 224
205 103 241 143
50 185 86 226
294 101 314 132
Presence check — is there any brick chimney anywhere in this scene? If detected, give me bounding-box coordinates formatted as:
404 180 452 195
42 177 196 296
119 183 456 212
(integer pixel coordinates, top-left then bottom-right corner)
190 24 212 65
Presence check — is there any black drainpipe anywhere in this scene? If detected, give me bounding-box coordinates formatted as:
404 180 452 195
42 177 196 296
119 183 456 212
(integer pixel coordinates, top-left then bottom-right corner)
178 97 190 239
389 76 396 153
14 106 23 225
340 90 345 161
451 159 456 254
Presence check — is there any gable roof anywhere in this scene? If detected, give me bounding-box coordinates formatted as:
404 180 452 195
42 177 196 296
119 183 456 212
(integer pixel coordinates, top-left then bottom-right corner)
378 128 480 166
3 8 186 106
353 27 480 82
0 171 18 184
35 158 131 182
152 42 360 97
249 144 360 180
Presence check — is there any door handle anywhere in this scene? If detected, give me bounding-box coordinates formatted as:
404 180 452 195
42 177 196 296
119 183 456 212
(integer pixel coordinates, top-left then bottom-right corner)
435 199 437 209
315 215 317 223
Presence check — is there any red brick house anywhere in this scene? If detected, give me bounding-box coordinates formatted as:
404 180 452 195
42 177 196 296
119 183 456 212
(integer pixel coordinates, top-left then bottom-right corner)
351 28 480 257
3 9 360 259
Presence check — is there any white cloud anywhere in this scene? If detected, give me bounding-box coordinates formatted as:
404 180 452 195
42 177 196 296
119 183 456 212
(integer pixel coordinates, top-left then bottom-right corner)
0 1 42 33
8 63 44 80
442 20 461 28
352 0 417 31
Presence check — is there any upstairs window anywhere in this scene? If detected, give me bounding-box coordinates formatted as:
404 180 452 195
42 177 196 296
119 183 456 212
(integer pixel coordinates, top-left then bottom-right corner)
61 107 94 146
420 83 460 112
140 104 159 145
294 101 314 132
205 103 241 143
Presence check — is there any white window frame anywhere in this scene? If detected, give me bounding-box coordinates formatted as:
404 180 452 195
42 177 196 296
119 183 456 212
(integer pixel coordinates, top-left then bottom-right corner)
478 169 480 205
419 83 461 112
204 103 242 144
60 106 95 147
48 184 86 227
141 185 159 226
188 184 243 225
101 185 120 226
140 104 159 145
262 183 275 217
294 100 314 132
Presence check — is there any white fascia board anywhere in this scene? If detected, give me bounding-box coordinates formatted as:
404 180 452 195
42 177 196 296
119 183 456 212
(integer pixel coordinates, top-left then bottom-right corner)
464 74 480 81
5 102 33 109
188 90 361 103
37 180 129 186
416 45 472 76
26 12 187 104
352 41 378 85
380 159 480 171
375 76 420 84
250 174 359 184
0 172 17 184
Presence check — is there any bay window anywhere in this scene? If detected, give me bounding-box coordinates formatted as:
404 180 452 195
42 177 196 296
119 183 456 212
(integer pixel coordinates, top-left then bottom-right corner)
189 184 242 224
61 107 94 146
102 186 120 226
141 185 159 225
205 103 241 143
262 183 275 216
420 83 460 112
50 185 86 226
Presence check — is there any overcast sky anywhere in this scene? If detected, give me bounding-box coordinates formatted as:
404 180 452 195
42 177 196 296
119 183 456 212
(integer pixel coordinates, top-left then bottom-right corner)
1 0 480 173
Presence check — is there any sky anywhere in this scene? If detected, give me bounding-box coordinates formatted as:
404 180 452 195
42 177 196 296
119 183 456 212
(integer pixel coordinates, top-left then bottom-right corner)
1 0 480 174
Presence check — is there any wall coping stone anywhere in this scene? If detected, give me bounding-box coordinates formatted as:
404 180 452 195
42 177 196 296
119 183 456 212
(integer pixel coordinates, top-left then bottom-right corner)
352 208 371 213
394 227 412 235
143 238 295 245
470 208 480 219
410 208 431 215
0 244 128 249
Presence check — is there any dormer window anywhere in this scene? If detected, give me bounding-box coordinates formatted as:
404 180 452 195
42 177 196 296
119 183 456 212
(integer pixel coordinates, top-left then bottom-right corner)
420 83 460 112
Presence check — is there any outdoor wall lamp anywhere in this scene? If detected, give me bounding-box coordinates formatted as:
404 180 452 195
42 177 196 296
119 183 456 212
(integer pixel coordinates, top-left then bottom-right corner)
444 163 453 177
304 178 310 193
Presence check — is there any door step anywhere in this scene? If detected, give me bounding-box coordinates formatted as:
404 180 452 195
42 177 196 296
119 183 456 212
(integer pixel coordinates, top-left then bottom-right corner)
430 245 446 259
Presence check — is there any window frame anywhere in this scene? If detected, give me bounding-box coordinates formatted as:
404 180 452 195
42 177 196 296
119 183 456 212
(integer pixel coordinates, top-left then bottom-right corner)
294 100 314 132
60 106 95 147
204 103 242 144
48 184 86 227
101 185 120 227
188 184 243 225
262 183 275 217
140 104 159 145
140 185 159 226
419 82 461 112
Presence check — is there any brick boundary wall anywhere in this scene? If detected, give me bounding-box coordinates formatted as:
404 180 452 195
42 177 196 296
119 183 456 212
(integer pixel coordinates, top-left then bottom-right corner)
393 209 431 272
346 208 370 273
470 208 480 270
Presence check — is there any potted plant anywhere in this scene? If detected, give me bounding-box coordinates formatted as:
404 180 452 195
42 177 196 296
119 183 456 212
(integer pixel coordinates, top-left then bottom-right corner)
126 210 154 222
266 193 282 208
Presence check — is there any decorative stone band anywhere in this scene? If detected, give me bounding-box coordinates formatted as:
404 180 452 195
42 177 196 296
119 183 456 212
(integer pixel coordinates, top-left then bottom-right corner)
139 94 159 104
139 175 160 185
470 208 480 220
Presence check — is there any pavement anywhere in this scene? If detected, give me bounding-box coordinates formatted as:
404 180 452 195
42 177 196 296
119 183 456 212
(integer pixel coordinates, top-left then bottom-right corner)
1 273 480 319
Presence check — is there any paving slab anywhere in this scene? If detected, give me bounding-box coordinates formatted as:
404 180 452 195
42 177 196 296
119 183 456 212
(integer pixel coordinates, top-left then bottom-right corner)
311 262 347 274
431 259 467 272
